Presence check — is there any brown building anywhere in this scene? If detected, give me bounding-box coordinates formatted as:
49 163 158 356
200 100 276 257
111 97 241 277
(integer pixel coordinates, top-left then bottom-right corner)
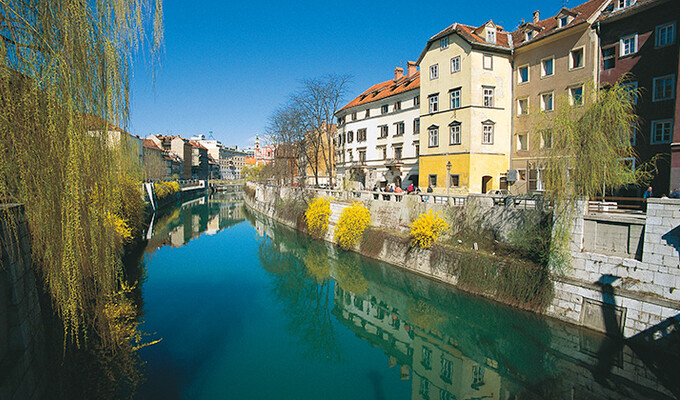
508 0 610 194
142 139 169 180
189 140 210 180
598 0 679 195
147 134 193 180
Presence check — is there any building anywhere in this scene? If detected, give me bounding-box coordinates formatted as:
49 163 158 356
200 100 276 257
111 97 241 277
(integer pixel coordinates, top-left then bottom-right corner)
598 0 679 195
300 123 337 186
222 146 248 180
253 135 275 165
147 135 193 179
508 0 610 194
189 140 210 180
142 139 169 180
416 21 513 193
207 154 221 179
335 64 420 189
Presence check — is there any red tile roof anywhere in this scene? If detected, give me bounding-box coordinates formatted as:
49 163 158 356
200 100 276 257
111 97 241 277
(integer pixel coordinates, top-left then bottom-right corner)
143 139 162 151
512 0 610 49
338 72 420 113
598 0 667 23
189 140 208 150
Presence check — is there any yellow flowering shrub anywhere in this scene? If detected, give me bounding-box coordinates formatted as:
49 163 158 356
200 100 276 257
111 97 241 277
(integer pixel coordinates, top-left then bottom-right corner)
410 209 449 249
334 202 371 250
155 181 181 200
305 197 331 238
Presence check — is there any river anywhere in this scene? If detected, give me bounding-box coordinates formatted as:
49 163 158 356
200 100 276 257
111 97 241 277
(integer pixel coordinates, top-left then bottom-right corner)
129 193 678 400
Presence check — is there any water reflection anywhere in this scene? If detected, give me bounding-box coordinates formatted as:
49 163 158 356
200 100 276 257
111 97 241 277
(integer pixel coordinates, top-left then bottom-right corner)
248 210 677 400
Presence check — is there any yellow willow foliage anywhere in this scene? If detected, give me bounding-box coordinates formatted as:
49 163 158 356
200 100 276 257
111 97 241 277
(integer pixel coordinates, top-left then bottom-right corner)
304 197 331 238
154 180 180 200
334 202 370 251
410 209 449 249
0 0 163 348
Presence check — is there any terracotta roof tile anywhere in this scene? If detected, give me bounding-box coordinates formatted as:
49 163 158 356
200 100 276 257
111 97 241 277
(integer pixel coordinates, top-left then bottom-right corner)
512 0 610 48
143 139 162 151
338 72 420 113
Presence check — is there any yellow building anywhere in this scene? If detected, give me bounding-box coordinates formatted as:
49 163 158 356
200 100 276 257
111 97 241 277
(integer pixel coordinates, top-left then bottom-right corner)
416 21 513 193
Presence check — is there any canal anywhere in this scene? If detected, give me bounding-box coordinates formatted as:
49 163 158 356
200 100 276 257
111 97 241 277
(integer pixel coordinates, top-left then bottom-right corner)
129 193 678 399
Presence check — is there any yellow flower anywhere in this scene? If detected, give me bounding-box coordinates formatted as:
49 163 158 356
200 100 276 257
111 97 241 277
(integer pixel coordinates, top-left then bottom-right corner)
304 197 331 238
410 209 449 249
334 202 371 250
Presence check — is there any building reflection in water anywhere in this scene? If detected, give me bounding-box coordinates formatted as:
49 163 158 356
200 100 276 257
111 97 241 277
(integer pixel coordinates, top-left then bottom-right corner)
249 211 677 400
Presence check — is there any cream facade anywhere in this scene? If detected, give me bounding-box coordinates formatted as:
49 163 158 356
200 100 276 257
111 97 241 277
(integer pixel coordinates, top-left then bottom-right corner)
336 66 420 189
417 22 513 193
509 0 609 194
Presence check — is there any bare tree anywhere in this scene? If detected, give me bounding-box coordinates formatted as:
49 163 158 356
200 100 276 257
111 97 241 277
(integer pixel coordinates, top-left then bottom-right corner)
292 74 351 187
265 102 306 185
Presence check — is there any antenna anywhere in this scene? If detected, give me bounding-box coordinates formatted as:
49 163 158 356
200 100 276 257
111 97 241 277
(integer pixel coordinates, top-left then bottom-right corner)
208 130 216 140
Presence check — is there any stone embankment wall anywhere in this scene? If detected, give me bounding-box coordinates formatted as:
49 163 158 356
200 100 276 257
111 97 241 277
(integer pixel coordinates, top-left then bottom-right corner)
0 205 46 400
550 199 680 339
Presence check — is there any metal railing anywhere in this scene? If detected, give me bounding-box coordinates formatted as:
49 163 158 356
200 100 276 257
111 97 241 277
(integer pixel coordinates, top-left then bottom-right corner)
588 196 646 215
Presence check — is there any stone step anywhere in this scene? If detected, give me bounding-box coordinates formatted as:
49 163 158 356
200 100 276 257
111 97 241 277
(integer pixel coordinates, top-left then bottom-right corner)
329 202 349 225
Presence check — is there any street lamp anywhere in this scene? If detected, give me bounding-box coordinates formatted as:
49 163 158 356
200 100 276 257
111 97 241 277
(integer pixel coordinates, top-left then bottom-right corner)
446 160 452 202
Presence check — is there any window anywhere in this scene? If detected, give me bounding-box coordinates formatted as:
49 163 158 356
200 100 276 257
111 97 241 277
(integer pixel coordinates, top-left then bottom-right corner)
656 22 675 47
559 16 569 28
472 366 485 386
358 150 366 163
428 95 439 113
483 54 493 70
381 104 389 114
414 95 420 106
518 169 527 181
517 98 529 115
626 123 637 146
486 28 496 43
525 30 534 41
450 174 459 187
450 88 461 109
440 390 453 400
619 157 635 174
379 125 388 138
602 47 616 70
451 56 461 73
449 123 461 145
541 92 554 111
483 87 494 107
395 121 405 136
419 378 430 398
428 126 439 147
570 85 584 106
622 81 638 104
394 101 401 111
414 118 420 134
430 64 439 79
415 143 420 156
518 65 529 83
651 120 673 144
541 57 554 77
653 75 675 101
541 129 553 149
570 47 584 69
440 37 449 49
441 357 453 383
347 131 354 143
351 112 357 121
620 34 638 56
615 0 636 10
357 128 367 142
394 146 402 160
380 146 387 160
348 151 353 162
517 133 528 151
482 122 494 144
428 174 437 187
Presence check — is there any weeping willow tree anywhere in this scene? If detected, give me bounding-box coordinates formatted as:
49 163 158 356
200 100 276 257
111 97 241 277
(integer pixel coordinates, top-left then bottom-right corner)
531 79 657 270
0 0 163 356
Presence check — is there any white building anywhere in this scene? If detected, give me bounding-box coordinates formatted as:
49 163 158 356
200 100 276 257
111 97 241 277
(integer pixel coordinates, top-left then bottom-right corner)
191 134 247 180
335 63 421 189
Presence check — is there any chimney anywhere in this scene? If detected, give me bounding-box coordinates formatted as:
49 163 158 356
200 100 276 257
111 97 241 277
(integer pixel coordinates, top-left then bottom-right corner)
394 67 404 81
533 10 540 23
407 61 417 77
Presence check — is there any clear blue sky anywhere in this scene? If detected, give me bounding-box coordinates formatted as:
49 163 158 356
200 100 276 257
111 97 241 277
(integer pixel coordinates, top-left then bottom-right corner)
130 0 574 147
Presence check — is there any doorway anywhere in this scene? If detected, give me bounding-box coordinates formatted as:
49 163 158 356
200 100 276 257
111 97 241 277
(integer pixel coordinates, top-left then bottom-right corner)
482 175 492 193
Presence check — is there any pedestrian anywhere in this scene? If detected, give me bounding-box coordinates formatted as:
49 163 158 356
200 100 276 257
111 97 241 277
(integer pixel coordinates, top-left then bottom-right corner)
643 186 653 199
670 188 680 199
407 183 414 194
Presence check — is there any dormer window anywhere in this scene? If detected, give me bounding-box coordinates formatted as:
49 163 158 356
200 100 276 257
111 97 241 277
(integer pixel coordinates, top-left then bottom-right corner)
486 28 496 43
525 30 534 41
615 0 636 10
559 16 569 28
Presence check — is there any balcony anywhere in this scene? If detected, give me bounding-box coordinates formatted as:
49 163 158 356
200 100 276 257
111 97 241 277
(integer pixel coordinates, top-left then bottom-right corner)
385 158 403 167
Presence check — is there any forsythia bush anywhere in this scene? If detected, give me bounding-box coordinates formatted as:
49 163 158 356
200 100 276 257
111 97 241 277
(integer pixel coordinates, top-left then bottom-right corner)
334 202 371 250
410 209 449 249
304 197 331 238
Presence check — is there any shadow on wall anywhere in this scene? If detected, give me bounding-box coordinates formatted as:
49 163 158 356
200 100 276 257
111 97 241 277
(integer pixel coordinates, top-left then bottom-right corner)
593 274 680 398
661 225 680 261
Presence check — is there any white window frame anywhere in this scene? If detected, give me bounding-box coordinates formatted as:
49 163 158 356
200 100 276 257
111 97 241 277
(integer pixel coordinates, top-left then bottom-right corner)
449 124 461 145
450 56 461 73
428 127 439 147
486 29 496 44
483 86 494 107
541 57 554 77
450 88 461 109
651 119 673 144
483 54 493 70
440 37 449 50
518 64 530 84
428 95 439 113
482 123 494 145
620 33 638 57
541 91 554 111
569 46 585 70
541 130 553 149
517 98 529 116
517 168 527 181
656 22 676 48
559 16 569 28
652 75 675 102
395 121 405 136
430 64 439 80
516 133 528 151
615 0 636 10
525 30 534 41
